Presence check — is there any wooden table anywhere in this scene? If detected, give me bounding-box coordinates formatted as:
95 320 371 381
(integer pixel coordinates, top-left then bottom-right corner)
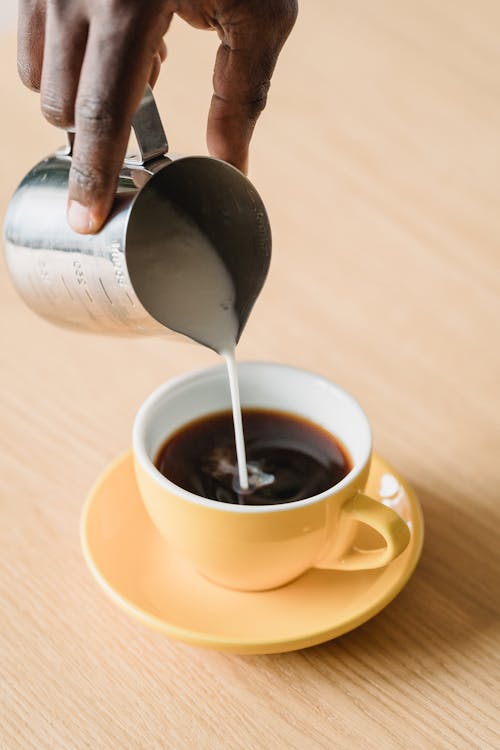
1 2 499 747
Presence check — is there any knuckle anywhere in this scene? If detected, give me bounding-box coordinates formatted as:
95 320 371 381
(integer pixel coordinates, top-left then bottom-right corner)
76 96 118 135
69 161 112 197
212 77 270 122
17 59 40 91
245 82 270 119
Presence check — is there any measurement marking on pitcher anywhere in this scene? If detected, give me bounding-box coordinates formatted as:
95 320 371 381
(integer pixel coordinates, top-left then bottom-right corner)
99 278 113 304
73 259 85 285
110 243 127 288
72 259 93 302
61 276 74 300
125 292 135 307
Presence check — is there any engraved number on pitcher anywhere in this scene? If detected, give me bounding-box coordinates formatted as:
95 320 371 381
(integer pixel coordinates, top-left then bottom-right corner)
110 242 127 288
73 259 93 302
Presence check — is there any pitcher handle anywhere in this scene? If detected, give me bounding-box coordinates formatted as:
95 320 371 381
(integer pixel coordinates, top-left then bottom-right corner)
59 85 168 166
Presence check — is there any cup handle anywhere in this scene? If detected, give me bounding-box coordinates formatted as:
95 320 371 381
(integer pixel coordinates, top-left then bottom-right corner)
316 492 411 571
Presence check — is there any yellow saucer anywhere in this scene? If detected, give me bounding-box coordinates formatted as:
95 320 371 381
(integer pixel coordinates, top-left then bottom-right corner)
81 452 423 654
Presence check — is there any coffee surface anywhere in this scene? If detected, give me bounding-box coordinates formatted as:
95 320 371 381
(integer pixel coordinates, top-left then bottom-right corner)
155 408 352 506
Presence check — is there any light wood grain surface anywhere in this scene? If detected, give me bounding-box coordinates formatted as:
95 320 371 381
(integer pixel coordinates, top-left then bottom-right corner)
1 2 500 748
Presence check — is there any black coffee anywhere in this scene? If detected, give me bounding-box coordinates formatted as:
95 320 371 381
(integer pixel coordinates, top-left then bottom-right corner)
155 408 352 506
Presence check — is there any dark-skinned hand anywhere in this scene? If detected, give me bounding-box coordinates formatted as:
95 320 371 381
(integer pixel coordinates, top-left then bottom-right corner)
18 0 297 233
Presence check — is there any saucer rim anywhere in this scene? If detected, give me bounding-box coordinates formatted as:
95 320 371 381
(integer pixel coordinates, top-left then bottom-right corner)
81 451 424 654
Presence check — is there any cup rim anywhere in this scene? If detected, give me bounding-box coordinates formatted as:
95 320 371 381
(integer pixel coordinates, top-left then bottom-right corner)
133 361 372 514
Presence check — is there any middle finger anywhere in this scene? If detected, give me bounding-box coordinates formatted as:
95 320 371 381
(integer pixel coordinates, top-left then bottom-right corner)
40 0 88 129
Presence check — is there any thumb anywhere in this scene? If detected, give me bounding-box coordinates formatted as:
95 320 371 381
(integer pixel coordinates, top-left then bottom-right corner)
207 0 297 173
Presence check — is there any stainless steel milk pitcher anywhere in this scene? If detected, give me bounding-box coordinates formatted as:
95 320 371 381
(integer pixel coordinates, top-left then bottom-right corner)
3 87 271 348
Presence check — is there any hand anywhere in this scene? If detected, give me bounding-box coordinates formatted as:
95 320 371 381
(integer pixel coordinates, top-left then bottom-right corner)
18 0 297 234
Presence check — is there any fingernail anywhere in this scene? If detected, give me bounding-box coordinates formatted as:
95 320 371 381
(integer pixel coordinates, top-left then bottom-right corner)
67 200 95 234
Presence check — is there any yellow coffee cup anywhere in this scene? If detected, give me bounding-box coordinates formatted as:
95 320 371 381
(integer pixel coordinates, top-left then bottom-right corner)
133 362 410 591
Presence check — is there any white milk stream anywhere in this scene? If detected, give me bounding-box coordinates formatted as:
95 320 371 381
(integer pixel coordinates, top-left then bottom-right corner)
145 211 250 492
222 349 249 491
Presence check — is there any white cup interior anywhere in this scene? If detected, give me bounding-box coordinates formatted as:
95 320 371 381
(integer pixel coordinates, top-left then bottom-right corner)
133 362 372 509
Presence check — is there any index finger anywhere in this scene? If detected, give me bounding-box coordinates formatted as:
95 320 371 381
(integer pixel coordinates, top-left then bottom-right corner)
207 0 297 173
68 12 170 234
